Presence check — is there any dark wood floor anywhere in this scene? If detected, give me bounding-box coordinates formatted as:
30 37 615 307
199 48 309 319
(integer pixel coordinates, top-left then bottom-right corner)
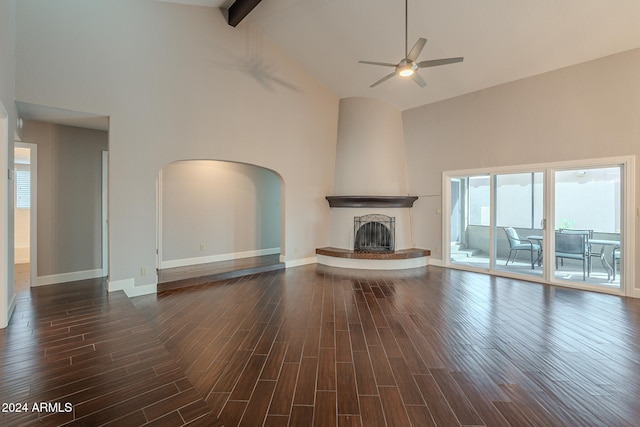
0 279 222 427
3 265 640 426
14 262 30 293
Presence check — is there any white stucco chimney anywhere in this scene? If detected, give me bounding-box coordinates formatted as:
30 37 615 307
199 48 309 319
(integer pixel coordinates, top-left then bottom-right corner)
328 97 415 250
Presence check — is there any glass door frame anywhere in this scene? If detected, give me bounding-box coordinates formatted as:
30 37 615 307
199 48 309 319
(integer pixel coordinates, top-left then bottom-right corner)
442 156 635 296
492 170 545 280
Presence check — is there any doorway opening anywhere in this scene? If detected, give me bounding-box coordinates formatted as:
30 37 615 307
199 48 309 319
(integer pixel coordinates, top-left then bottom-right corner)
13 142 37 292
12 104 109 287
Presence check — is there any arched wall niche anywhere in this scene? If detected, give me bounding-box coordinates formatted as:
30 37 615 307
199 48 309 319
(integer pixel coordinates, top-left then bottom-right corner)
157 159 284 269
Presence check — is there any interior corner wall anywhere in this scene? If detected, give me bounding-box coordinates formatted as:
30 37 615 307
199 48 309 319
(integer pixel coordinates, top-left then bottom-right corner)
15 0 338 289
402 48 640 292
161 160 281 265
0 0 17 328
20 121 107 279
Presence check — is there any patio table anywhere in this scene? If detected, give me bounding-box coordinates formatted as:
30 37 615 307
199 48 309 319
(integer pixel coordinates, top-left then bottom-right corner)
588 239 620 281
526 235 619 281
525 235 543 266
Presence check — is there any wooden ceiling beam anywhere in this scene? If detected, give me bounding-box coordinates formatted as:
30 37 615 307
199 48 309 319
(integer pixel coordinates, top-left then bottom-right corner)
227 0 262 27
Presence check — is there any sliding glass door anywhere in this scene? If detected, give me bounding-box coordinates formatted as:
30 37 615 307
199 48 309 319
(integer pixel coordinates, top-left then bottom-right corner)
444 158 632 294
494 172 544 280
553 166 622 288
449 175 490 270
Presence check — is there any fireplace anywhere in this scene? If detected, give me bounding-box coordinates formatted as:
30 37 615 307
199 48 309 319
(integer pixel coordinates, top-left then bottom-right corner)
317 98 430 268
354 214 395 253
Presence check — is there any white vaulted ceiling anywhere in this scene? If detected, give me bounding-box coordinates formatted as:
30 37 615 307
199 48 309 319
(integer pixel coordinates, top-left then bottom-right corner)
156 0 232 8
247 0 640 110
163 0 640 111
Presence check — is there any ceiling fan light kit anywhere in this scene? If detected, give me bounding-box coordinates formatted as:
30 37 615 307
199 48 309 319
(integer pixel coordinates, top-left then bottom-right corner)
359 0 463 88
397 60 417 77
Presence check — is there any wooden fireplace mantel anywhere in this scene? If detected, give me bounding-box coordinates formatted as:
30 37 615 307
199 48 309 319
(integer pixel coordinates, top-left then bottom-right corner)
325 195 418 208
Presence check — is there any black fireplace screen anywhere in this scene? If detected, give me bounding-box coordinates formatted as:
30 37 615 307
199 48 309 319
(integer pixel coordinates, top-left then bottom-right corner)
354 214 395 252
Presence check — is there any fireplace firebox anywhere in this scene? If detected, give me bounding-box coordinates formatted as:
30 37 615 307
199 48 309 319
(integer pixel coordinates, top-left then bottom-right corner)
354 214 395 253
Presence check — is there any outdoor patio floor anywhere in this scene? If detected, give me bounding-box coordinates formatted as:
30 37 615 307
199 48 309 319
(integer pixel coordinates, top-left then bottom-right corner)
450 253 620 289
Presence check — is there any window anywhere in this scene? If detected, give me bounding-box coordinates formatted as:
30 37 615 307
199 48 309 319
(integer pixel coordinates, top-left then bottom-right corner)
554 167 620 233
15 167 30 209
495 172 543 229
468 176 490 226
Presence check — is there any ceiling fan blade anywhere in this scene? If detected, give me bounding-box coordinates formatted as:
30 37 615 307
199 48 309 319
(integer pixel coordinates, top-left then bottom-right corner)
406 38 427 61
369 71 397 88
418 57 464 68
411 72 427 88
359 60 397 67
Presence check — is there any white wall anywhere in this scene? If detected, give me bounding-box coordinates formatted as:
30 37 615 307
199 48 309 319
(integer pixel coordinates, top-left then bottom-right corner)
0 0 17 328
160 160 281 266
15 0 339 291
13 202 29 263
403 48 640 295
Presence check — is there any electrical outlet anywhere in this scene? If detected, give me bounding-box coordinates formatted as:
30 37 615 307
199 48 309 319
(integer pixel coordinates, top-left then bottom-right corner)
436 208 441 215
200 243 205 252
435 247 441 254
141 267 147 276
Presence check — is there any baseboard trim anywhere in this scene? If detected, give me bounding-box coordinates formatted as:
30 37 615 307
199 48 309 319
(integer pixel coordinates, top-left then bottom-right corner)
6 293 16 326
36 269 104 287
160 248 280 269
428 258 444 267
284 257 317 268
108 278 157 298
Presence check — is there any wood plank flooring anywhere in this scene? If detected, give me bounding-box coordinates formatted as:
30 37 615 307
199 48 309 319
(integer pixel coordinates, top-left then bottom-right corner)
14 262 30 293
4 265 640 426
0 279 222 426
133 265 640 427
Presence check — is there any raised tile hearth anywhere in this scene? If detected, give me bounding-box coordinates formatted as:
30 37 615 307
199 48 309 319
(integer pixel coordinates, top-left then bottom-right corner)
316 247 430 270
316 247 430 259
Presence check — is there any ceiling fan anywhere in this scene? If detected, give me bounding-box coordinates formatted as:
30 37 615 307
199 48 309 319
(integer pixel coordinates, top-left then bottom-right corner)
359 0 463 88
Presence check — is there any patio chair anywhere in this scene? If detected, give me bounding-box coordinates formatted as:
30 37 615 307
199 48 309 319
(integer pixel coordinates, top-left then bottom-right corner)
613 246 620 281
555 232 588 280
559 229 594 273
504 227 540 269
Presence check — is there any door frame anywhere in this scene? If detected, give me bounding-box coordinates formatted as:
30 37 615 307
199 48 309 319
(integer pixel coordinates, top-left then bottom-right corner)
102 151 108 277
0 103 9 328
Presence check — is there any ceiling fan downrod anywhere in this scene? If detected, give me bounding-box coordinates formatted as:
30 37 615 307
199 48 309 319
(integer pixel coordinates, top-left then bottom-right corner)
405 0 409 58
